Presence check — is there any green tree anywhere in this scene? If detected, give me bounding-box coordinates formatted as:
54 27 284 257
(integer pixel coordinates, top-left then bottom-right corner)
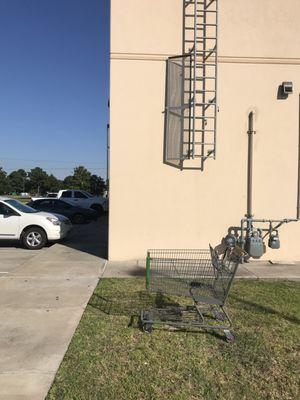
72 166 92 191
46 174 61 192
0 167 9 194
90 174 106 195
7 169 28 194
28 167 49 195
63 175 76 189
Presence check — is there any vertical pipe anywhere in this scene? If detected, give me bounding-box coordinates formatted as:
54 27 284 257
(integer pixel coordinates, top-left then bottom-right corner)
106 123 110 197
214 0 218 160
297 94 300 219
247 112 254 218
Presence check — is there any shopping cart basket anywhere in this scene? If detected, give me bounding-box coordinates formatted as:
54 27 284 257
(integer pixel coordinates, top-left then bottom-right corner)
141 245 244 342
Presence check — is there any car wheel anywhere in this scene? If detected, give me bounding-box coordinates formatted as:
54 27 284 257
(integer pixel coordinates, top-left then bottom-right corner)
72 213 86 224
91 204 103 216
22 227 47 250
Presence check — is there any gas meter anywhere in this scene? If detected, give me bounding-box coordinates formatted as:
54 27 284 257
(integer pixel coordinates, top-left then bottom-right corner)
245 230 266 259
268 231 280 249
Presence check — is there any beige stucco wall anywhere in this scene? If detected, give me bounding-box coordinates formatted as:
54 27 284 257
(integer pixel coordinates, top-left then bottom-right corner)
109 0 300 261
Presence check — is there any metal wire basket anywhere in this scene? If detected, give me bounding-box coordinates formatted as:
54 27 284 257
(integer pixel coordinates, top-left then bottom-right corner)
141 246 244 342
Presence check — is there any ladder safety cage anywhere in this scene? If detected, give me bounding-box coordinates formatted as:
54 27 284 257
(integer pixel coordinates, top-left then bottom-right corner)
164 0 218 170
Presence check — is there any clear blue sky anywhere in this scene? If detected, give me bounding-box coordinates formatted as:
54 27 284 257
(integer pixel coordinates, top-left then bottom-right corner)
0 0 109 179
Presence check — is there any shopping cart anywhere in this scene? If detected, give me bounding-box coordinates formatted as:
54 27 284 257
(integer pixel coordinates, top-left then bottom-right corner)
140 245 245 342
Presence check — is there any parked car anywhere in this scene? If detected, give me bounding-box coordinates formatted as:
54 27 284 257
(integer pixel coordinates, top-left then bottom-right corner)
31 189 108 215
45 192 58 198
31 192 57 200
57 190 108 214
20 192 30 198
0 197 72 250
27 199 98 224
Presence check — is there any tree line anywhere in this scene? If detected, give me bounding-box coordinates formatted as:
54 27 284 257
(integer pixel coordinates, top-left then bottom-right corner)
0 166 107 196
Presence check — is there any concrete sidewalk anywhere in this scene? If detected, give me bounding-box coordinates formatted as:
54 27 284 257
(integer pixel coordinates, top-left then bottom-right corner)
103 259 300 281
0 243 106 400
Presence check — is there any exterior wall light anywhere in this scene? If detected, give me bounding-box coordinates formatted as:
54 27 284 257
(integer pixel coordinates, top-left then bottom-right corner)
277 81 293 100
282 81 293 95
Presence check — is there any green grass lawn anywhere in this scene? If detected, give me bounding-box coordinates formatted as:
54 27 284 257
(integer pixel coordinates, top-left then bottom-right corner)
47 279 300 400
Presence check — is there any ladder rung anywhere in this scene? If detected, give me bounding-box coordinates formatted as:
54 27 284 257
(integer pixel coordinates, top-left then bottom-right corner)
184 90 216 93
184 129 215 132
183 142 215 145
196 49 216 53
185 38 217 43
183 102 215 107
195 77 216 80
197 23 217 27
194 102 216 106
197 37 217 40
197 10 217 14
186 11 217 16
184 77 216 80
185 0 216 4
186 0 217 4
193 116 216 119
195 63 217 67
194 155 215 159
185 27 204 30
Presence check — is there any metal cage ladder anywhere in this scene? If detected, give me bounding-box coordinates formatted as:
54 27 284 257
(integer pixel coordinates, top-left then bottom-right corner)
164 0 218 170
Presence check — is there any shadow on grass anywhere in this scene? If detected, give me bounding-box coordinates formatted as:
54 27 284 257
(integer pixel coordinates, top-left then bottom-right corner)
88 290 180 317
88 289 229 342
231 294 300 325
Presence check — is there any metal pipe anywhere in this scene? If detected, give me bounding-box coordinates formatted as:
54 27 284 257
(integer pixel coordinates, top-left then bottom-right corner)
297 94 300 219
241 218 297 223
213 0 218 160
246 112 255 218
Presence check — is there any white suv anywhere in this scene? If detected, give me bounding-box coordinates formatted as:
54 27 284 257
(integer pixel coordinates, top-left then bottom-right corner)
0 197 72 250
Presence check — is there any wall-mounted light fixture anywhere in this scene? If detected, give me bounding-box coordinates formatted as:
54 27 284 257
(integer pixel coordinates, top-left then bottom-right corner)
282 81 293 95
277 81 293 100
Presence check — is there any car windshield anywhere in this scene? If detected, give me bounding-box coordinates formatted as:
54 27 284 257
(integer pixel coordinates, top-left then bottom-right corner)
4 199 39 213
81 191 93 198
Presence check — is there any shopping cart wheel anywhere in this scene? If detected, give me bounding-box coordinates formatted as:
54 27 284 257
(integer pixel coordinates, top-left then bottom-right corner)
143 323 153 334
224 329 235 343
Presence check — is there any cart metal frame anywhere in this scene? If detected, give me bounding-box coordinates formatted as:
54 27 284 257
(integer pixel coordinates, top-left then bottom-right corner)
141 246 244 342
